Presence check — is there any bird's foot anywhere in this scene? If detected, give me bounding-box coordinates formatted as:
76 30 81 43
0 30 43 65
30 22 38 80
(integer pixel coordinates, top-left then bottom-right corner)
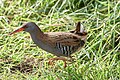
48 57 68 68
68 56 76 62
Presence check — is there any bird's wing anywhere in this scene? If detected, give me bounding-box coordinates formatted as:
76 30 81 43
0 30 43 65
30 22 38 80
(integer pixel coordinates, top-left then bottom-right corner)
43 32 82 47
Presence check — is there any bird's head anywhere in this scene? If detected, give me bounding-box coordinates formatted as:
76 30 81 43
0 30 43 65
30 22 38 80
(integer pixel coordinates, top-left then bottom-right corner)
10 22 40 35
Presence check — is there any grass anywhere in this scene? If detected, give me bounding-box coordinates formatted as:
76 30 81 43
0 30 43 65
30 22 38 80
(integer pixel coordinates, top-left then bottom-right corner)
0 0 120 80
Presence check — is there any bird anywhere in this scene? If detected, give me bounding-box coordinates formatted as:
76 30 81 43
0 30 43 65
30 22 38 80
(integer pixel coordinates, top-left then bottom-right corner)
10 22 87 67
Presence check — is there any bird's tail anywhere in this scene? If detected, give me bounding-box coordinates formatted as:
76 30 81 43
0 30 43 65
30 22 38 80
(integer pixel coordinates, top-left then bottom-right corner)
70 22 87 36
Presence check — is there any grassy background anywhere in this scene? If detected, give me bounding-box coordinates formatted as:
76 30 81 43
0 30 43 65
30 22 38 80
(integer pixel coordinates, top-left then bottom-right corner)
0 0 120 80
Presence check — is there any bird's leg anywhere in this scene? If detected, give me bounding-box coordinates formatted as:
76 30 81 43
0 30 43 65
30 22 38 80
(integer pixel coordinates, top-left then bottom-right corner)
48 57 68 68
68 56 76 62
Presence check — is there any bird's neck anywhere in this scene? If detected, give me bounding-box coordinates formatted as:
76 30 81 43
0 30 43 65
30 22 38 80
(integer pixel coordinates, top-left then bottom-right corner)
29 29 49 51
29 28 44 41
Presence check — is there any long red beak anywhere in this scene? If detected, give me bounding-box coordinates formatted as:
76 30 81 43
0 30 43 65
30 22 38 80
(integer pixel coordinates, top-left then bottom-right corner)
9 27 25 35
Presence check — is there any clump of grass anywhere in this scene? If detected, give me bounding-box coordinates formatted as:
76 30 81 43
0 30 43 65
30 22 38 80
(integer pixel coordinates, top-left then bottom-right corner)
0 0 120 80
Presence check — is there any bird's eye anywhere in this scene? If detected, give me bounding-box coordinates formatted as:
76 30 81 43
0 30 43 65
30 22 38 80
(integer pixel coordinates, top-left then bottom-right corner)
26 26 28 28
23 25 28 29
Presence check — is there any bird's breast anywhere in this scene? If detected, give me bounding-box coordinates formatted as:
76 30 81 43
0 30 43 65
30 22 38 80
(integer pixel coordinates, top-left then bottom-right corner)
30 34 64 56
